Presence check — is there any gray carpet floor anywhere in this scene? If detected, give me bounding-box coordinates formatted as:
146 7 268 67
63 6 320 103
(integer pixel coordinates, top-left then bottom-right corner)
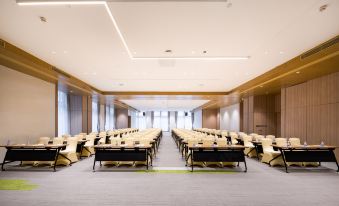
1 132 339 206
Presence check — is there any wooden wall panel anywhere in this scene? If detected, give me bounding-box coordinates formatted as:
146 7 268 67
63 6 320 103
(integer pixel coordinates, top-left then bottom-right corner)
242 97 249 133
282 72 339 157
202 109 220 129
69 95 82 136
115 108 128 129
281 88 286 138
248 96 254 132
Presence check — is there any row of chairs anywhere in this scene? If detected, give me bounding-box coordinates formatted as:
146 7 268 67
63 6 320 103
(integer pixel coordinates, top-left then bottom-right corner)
101 128 162 167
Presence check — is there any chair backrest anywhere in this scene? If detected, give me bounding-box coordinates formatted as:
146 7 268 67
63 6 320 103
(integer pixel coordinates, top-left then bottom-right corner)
124 139 134 146
74 135 84 141
243 135 254 147
53 137 64 145
202 139 214 147
85 135 95 146
188 138 199 147
140 138 151 147
216 138 227 147
255 135 265 141
38 137 50 145
275 138 287 147
110 138 121 146
66 138 78 152
230 133 238 145
266 135 275 141
289 138 301 146
261 138 274 153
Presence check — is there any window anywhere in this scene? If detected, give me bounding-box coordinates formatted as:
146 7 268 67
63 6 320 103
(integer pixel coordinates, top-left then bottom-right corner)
177 111 185 129
153 111 161 129
92 100 99 132
184 112 193 130
57 90 70 136
137 112 146 130
161 111 169 131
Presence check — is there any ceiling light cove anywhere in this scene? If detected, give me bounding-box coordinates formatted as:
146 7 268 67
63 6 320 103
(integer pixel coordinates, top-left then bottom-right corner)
17 0 250 61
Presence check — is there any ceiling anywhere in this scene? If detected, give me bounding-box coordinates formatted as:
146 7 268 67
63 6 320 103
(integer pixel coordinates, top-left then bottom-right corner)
120 99 209 111
0 0 338 93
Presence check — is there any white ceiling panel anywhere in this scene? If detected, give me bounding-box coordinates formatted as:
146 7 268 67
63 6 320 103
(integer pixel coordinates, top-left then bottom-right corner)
0 0 338 92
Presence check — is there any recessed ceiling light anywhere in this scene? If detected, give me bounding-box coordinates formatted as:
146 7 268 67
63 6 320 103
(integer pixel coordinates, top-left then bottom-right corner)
51 51 56 54
39 16 47 23
92 72 97 75
260 85 264 88
63 50 68 54
264 51 269 55
319 4 328 12
165 49 172 53
279 51 284 54
203 50 207 54
296 71 300 74
191 51 196 54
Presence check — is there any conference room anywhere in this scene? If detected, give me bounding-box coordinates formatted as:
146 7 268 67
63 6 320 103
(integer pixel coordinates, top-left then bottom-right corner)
0 0 338 205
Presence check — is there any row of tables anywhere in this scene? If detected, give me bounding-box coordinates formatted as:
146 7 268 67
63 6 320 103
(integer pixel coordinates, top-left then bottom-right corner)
173 130 339 173
0 131 162 172
172 131 247 172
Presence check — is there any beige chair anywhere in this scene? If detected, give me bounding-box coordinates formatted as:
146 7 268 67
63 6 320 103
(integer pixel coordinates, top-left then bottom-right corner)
275 138 287 147
230 133 238 145
243 135 256 158
37 137 50 145
216 138 227 147
202 139 222 167
56 138 78 166
81 135 95 157
261 138 284 166
289 137 319 167
266 135 275 142
286 138 303 166
53 137 64 145
186 138 204 167
134 138 152 167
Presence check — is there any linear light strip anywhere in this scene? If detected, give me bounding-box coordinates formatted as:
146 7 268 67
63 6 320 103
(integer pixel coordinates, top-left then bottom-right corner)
17 0 250 60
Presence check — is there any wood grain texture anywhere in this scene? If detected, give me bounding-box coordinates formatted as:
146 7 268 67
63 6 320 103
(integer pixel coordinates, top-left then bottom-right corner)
282 72 339 157
202 109 220 129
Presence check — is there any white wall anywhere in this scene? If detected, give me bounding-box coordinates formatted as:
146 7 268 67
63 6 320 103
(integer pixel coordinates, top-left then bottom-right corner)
193 109 202 129
220 103 240 132
0 65 55 160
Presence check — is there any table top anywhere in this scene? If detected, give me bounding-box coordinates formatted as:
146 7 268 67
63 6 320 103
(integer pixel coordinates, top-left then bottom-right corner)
94 144 151 149
273 145 337 150
188 145 246 149
0 144 67 149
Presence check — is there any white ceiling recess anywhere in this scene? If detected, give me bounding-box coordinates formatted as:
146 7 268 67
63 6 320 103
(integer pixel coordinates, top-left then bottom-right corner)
120 99 209 111
0 0 338 92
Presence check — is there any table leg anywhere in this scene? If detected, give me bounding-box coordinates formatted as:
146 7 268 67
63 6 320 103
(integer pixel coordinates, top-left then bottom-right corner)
92 156 96 172
280 149 288 173
244 158 247 173
255 145 260 161
191 149 194 172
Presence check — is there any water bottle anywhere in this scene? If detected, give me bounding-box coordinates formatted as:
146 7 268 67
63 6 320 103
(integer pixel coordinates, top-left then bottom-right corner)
320 141 324 147
303 141 307 147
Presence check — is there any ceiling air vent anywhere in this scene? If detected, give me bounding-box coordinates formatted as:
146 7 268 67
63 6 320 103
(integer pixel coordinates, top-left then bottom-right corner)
300 36 338 60
51 66 71 78
0 39 6 48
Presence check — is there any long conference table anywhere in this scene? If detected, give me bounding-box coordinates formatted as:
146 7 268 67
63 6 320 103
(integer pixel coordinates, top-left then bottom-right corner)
93 144 152 171
273 145 339 173
0 144 67 171
188 145 247 172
